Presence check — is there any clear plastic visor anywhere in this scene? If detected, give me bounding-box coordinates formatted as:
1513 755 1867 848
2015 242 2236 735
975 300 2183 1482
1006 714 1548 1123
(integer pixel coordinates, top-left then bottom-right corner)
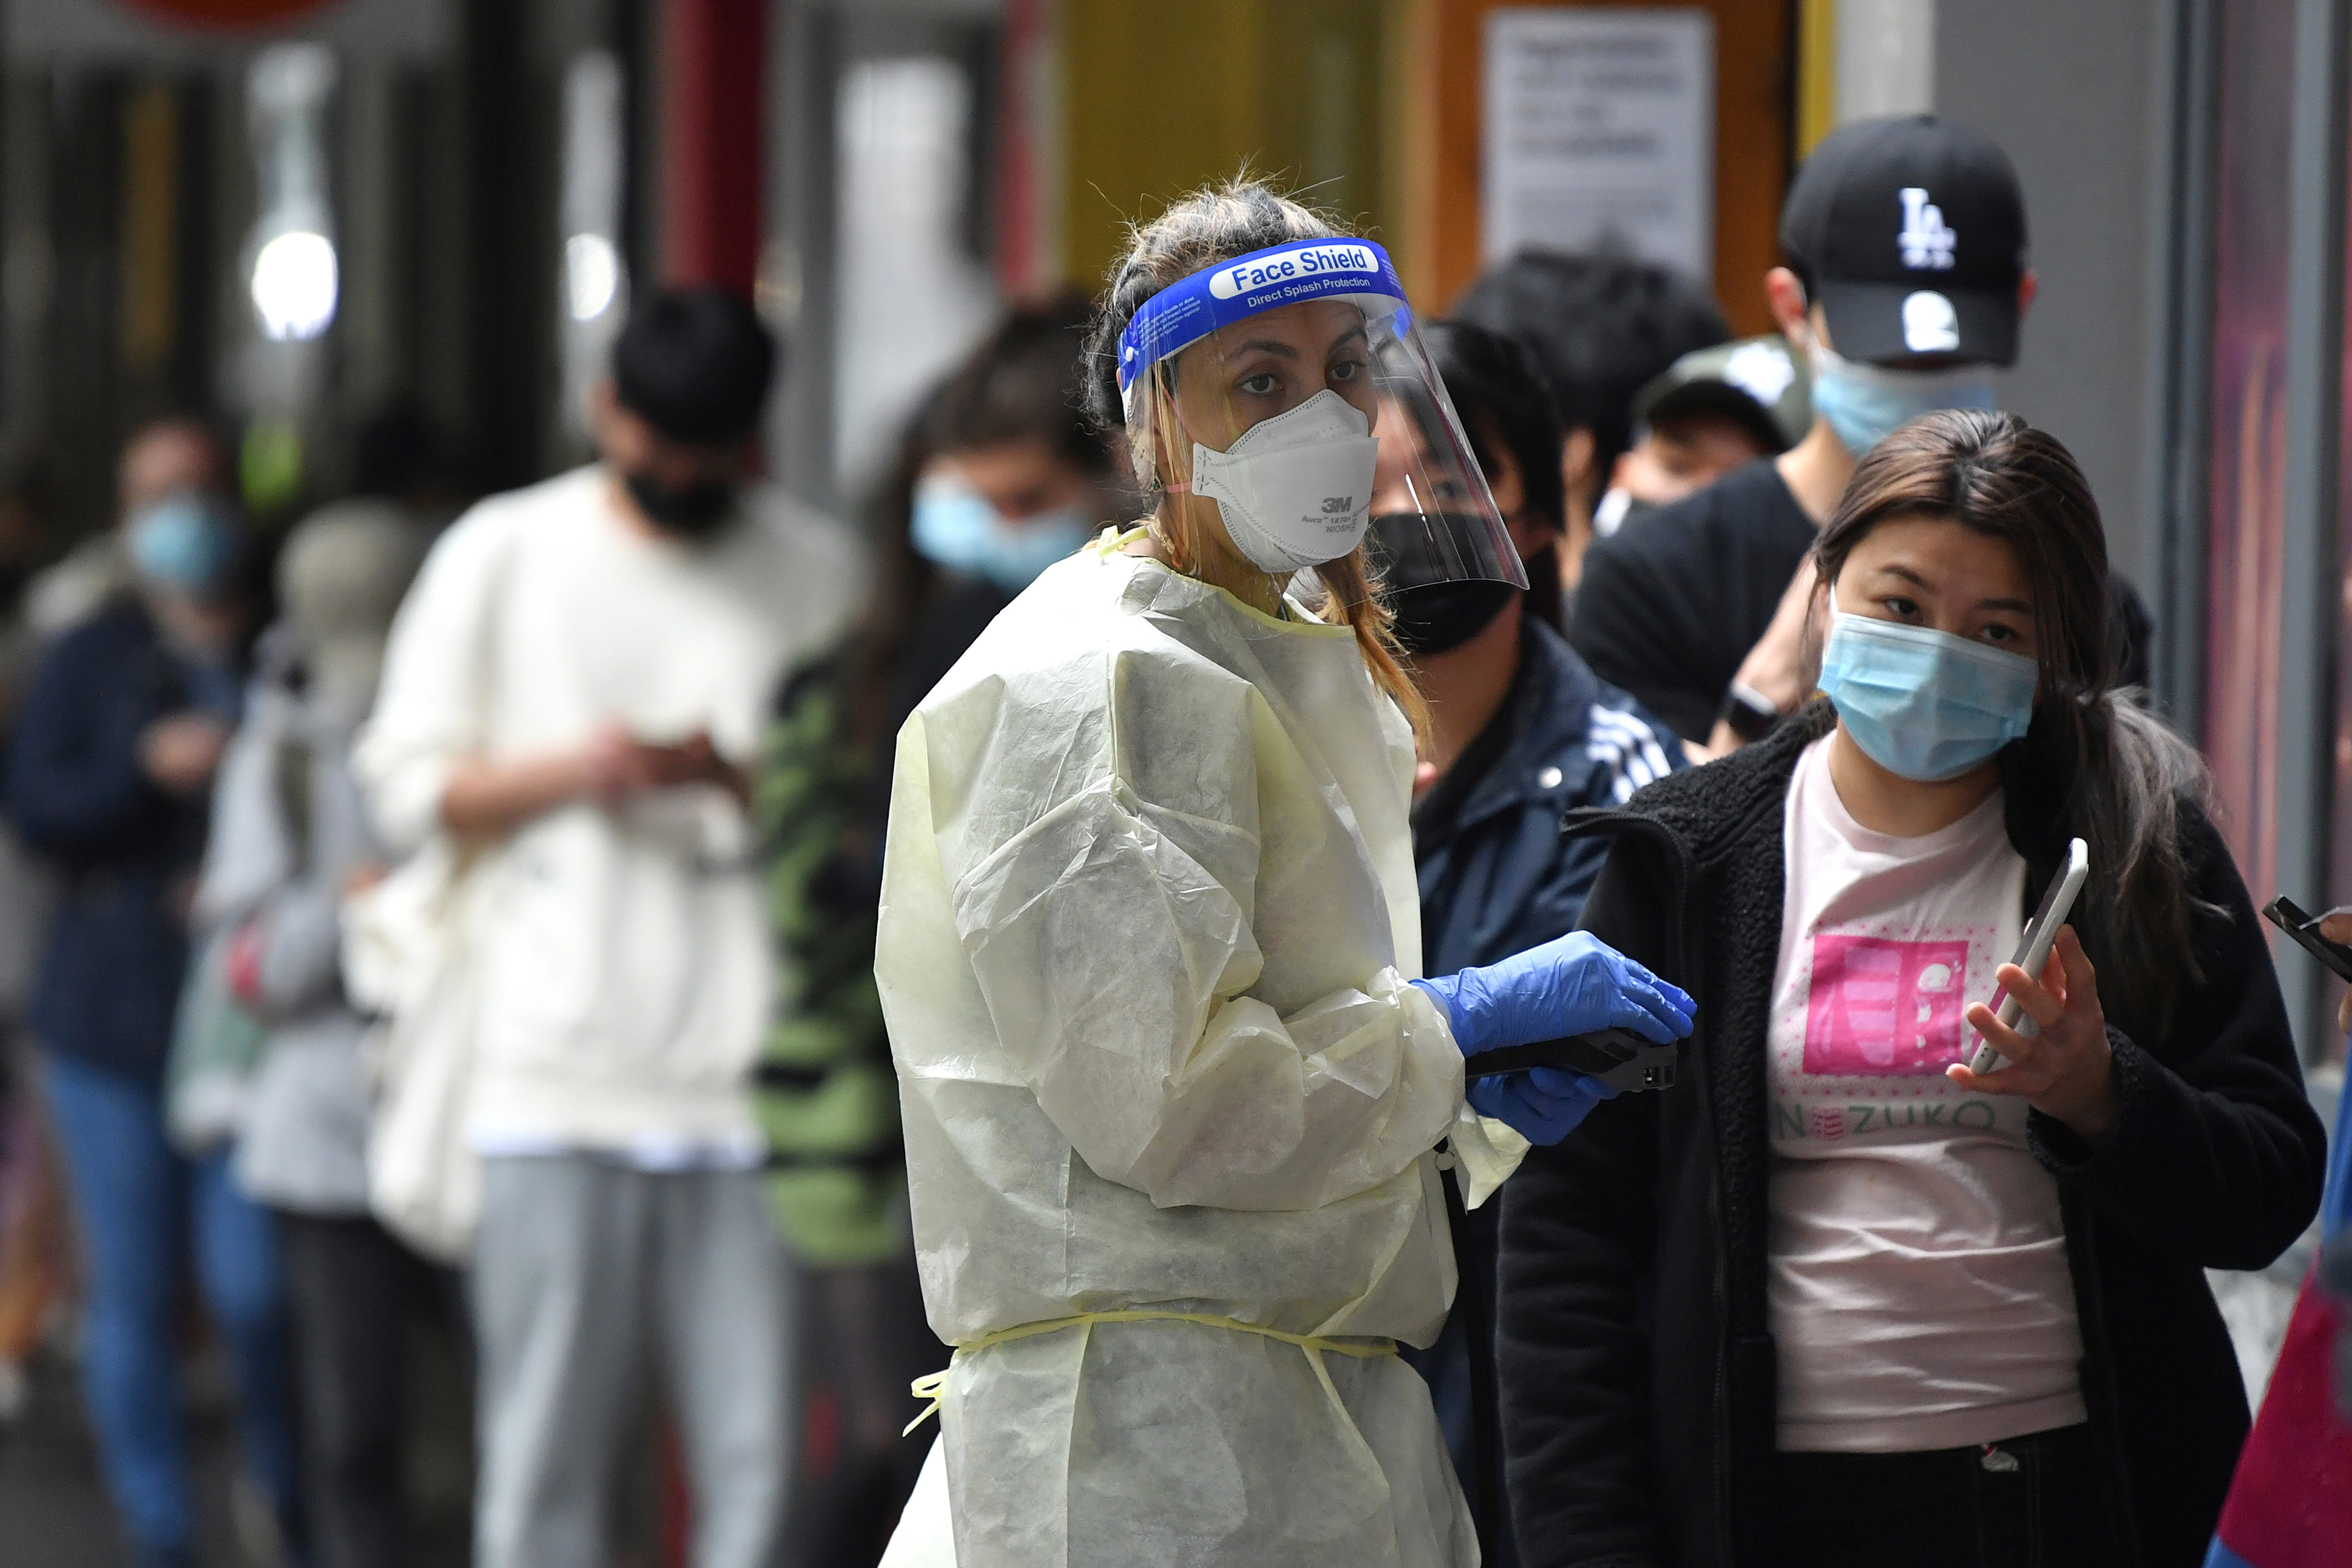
1120 248 1525 609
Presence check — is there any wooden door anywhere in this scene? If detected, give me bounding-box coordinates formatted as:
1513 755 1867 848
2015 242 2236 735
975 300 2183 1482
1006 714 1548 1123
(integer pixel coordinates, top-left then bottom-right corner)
1397 0 1796 334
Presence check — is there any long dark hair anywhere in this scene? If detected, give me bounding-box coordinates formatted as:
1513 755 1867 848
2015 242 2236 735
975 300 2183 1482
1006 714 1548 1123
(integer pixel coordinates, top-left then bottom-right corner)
1812 409 2213 1029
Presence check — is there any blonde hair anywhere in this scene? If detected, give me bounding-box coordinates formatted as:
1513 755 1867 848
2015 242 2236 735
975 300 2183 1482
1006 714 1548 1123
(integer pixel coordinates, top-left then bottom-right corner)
1082 175 1428 739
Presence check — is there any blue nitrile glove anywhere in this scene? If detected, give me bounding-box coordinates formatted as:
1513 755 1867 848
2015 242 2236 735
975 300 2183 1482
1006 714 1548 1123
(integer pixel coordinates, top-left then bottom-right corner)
1410 930 1695 1057
1466 1066 1619 1145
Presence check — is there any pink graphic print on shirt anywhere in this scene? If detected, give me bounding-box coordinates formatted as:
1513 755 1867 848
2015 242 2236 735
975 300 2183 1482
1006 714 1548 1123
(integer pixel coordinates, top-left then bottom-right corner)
1802 935 1971 1076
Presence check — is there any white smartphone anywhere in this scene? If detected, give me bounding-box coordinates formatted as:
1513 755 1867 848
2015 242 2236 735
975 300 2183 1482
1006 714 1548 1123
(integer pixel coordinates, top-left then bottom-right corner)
1966 837 2089 1076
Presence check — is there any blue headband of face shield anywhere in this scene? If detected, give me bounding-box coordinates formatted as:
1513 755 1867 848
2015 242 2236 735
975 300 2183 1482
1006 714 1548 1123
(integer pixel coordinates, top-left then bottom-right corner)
1114 238 1412 422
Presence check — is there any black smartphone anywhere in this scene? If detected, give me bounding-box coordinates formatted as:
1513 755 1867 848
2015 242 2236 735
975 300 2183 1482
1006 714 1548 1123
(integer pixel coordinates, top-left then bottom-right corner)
1463 1027 1678 1093
2262 895 2352 982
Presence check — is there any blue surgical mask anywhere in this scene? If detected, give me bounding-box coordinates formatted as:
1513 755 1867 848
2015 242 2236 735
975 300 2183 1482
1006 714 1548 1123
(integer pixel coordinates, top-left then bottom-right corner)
1809 342 1997 457
127 490 243 603
1816 610 2038 782
910 474 1095 594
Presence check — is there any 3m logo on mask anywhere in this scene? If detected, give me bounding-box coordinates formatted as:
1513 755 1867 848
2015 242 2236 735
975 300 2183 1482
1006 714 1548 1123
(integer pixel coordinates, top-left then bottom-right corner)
1897 187 1956 270
1321 495 1356 515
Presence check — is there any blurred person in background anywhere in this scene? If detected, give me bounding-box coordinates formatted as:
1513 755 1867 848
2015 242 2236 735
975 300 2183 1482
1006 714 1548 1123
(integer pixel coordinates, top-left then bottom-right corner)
1595 336 1809 537
4 434 214 1379
8 480 294 1568
25 418 224 641
759 289 1124 1568
357 285 863 1568
197 501 439 1568
1375 318 1681 1563
1448 251 1730 595
0 462 64 1425
348 401 473 536
1572 116 2038 751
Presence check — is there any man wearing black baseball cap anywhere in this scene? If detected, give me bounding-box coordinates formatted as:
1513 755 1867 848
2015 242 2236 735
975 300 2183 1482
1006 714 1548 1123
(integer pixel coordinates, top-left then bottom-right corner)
1569 115 2034 749
1781 113 2030 444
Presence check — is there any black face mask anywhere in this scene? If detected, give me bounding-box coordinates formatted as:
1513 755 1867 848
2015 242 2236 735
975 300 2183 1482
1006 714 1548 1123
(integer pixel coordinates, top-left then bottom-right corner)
624 471 736 539
1385 579 1518 657
1370 509 1520 657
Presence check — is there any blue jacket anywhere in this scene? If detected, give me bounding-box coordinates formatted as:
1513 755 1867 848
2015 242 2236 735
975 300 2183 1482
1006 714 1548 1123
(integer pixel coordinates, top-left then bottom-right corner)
9 599 221 1079
1415 615 1682 976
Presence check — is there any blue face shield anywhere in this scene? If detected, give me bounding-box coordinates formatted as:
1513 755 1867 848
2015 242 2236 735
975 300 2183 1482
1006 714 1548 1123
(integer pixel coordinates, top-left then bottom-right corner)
910 473 1096 595
1816 610 2038 782
1809 343 1997 457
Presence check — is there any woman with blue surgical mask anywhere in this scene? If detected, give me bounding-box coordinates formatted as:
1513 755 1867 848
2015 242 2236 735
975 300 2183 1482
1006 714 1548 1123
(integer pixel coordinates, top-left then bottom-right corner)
907 461 1097 593
870 178 1692 1568
1498 409 2325 1568
125 488 251 717
906 301 1129 595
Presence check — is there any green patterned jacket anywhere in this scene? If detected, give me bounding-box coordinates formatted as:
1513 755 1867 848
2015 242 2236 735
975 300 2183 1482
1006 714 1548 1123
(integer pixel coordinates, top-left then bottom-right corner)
754 653 906 1267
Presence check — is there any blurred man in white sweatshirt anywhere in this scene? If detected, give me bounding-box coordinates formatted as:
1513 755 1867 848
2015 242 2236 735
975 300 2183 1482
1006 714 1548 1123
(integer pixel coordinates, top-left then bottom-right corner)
356 287 863 1568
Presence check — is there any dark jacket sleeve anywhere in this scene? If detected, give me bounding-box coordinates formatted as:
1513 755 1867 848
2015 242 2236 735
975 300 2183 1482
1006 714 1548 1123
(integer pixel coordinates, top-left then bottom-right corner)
8 622 163 858
2028 810 2327 1271
1570 534 1717 745
1497 840 1678 1568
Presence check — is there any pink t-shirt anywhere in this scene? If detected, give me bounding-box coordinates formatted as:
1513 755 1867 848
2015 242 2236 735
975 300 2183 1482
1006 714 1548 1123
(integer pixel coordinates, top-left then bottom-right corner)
1766 735 2086 1453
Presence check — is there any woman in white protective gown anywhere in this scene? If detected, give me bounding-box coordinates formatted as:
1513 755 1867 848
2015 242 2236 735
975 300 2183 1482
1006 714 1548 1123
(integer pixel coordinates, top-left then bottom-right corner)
872 178 1694 1568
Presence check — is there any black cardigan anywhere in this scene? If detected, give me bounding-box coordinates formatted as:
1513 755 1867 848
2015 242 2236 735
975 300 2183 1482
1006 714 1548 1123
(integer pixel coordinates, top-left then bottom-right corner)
1496 705 2327 1568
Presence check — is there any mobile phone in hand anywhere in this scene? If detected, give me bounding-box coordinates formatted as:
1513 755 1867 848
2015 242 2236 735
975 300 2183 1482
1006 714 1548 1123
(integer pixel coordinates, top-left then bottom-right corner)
2262 895 2352 982
1967 838 2089 1075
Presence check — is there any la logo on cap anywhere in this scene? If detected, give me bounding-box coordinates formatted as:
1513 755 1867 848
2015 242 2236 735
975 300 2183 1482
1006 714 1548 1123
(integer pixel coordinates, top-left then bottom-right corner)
1902 291 1961 353
1897 187 1956 270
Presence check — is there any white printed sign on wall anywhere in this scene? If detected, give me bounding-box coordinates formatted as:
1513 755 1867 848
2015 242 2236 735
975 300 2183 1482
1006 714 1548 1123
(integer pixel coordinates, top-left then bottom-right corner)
1483 7 1716 283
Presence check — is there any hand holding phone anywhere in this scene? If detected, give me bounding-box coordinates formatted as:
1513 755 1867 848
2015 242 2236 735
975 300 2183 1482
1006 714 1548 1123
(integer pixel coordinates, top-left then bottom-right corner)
2261 895 2352 982
2261 896 2352 1034
1954 839 2120 1141
1966 838 2089 1076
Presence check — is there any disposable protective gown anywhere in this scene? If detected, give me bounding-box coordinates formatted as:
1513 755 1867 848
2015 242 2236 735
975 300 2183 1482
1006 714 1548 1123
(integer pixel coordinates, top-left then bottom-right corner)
874 537 1517 1568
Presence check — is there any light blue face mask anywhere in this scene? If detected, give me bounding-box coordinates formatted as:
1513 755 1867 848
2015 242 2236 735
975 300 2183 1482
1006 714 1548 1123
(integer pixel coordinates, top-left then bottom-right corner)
1809 343 1998 457
1816 610 2038 782
910 474 1095 595
127 490 243 603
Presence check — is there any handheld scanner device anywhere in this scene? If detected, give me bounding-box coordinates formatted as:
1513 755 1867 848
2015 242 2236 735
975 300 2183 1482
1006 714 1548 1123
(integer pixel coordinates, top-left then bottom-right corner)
1966 837 2089 1075
2262 894 2352 982
1464 1028 1678 1093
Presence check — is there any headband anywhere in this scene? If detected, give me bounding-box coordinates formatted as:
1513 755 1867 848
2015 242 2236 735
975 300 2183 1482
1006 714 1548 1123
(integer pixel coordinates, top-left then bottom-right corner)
1114 238 1410 419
